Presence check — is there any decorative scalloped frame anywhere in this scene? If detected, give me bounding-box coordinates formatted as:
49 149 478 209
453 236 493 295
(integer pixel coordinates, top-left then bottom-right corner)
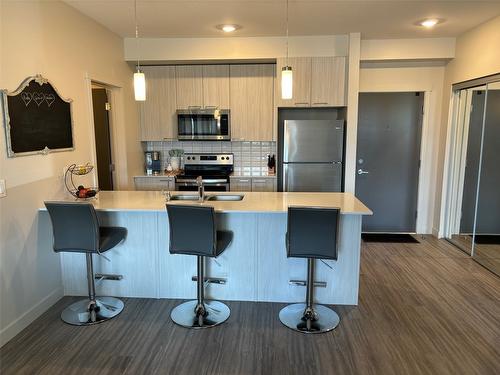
1 74 75 157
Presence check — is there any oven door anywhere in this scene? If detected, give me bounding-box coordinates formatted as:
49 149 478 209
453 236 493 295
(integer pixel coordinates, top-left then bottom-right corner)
177 110 230 140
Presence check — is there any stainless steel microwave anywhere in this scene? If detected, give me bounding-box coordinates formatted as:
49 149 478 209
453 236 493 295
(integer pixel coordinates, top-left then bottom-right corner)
177 109 230 141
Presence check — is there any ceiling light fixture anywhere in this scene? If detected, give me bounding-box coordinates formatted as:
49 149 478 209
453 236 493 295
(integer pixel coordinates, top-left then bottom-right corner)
134 0 146 101
216 24 241 33
418 18 443 28
281 0 293 100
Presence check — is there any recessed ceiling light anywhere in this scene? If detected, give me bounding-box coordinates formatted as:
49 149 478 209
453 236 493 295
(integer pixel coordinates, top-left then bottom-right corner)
417 18 444 28
216 24 241 33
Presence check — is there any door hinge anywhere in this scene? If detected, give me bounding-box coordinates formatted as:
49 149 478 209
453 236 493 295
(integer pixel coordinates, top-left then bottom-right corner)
105 102 111 111
109 163 115 172
421 105 424 115
418 159 421 169
415 210 418 219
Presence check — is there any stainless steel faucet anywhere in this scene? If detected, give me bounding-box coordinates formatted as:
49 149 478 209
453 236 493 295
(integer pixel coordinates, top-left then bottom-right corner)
196 176 204 201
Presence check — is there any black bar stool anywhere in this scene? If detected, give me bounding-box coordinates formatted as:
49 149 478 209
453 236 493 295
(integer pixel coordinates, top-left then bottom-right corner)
166 204 233 329
45 201 127 325
279 206 341 333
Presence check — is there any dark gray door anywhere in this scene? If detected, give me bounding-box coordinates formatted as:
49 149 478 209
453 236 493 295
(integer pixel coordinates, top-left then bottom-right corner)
356 92 423 232
92 88 113 191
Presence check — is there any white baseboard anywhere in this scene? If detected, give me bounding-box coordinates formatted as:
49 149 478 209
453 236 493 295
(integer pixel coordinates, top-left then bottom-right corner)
432 227 441 238
0 287 64 348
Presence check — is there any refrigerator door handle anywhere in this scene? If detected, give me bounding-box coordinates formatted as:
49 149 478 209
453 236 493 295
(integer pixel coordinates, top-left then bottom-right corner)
282 164 289 191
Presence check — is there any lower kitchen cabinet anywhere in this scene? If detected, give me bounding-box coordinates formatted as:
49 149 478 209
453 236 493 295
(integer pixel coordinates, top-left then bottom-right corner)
134 176 175 191
230 177 252 192
230 176 276 192
251 178 276 192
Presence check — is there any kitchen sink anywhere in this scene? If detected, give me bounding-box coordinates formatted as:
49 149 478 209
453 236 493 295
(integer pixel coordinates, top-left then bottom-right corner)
168 194 200 201
205 194 244 201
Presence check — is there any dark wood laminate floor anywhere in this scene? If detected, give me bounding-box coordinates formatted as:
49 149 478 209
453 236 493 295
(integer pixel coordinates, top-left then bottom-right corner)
1 236 499 375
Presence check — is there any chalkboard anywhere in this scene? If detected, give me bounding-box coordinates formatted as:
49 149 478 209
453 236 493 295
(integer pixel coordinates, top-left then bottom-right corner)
2 75 74 157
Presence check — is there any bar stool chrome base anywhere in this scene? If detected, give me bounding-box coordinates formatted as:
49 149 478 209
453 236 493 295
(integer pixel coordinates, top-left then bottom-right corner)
61 297 124 326
171 300 230 329
279 303 340 334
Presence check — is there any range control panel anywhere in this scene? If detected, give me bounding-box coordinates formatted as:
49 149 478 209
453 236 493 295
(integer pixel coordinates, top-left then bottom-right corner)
184 153 233 165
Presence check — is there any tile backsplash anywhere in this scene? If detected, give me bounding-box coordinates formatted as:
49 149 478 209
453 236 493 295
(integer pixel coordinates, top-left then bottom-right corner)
143 141 277 176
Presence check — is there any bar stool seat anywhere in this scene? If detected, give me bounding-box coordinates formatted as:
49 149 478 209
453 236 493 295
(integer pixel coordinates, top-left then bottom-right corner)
166 204 233 329
45 201 127 326
100 227 128 252
279 206 341 334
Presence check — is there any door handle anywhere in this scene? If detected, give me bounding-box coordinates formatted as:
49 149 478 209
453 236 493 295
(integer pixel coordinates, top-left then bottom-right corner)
357 169 369 175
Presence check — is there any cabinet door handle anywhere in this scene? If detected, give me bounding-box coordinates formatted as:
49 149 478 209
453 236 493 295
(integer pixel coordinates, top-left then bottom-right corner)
204 105 217 109
312 102 328 105
159 179 173 182
238 179 250 183
294 102 310 105
188 105 202 109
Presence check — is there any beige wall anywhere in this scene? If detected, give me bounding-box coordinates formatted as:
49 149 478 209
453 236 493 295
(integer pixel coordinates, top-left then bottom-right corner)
361 38 455 61
436 15 500 236
124 35 349 62
0 0 141 346
359 65 445 234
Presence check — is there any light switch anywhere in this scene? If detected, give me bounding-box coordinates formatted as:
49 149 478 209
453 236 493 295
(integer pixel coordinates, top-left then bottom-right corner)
0 179 6 198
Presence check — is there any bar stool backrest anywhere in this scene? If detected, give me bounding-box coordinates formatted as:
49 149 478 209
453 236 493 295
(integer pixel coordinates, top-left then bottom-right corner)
287 206 340 260
44 202 100 253
166 204 217 257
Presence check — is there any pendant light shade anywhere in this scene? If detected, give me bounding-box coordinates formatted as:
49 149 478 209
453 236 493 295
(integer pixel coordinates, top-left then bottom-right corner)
281 0 292 100
281 66 293 100
134 69 146 101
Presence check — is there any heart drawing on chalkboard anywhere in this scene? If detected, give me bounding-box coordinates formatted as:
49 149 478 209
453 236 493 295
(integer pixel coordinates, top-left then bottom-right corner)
33 92 45 107
21 92 32 107
45 93 55 107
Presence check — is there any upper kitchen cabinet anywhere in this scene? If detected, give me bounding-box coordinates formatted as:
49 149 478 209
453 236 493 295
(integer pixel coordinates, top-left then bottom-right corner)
274 56 347 108
139 66 177 141
230 64 275 141
203 65 230 109
311 57 346 106
175 65 203 109
275 57 312 107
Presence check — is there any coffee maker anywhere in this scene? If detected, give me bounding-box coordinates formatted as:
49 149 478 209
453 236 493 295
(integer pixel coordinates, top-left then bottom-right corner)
145 151 161 175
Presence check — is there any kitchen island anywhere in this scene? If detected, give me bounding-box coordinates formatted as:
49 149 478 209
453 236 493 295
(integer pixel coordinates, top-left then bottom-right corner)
40 191 371 305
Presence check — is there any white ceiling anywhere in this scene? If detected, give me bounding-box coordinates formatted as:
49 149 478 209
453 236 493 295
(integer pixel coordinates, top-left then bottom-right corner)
65 0 500 39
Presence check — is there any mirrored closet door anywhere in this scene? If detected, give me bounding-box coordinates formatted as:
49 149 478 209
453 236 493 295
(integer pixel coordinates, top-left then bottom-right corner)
473 81 500 275
444 77 500 276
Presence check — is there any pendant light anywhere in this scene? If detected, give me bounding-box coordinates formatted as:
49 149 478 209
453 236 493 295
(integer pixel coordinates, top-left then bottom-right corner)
134 0 146 101
281 0 293 100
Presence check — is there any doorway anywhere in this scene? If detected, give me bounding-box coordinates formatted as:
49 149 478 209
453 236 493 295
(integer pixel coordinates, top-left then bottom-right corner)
91 86 114 190
356 92 423 233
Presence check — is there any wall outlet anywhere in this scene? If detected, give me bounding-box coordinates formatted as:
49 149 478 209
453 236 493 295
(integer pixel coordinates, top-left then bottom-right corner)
0 179 6 198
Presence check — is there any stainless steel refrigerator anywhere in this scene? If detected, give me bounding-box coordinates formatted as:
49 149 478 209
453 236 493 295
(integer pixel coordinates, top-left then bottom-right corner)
279 119 344 192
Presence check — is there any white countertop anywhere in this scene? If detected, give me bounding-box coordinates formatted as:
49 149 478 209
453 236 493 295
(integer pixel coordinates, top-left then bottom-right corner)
230 175 277 179
133 173 178 178
41 191 372 215
134 174 277 178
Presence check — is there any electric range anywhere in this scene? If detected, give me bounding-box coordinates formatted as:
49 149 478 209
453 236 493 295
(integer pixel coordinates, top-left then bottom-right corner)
175 153 234 192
